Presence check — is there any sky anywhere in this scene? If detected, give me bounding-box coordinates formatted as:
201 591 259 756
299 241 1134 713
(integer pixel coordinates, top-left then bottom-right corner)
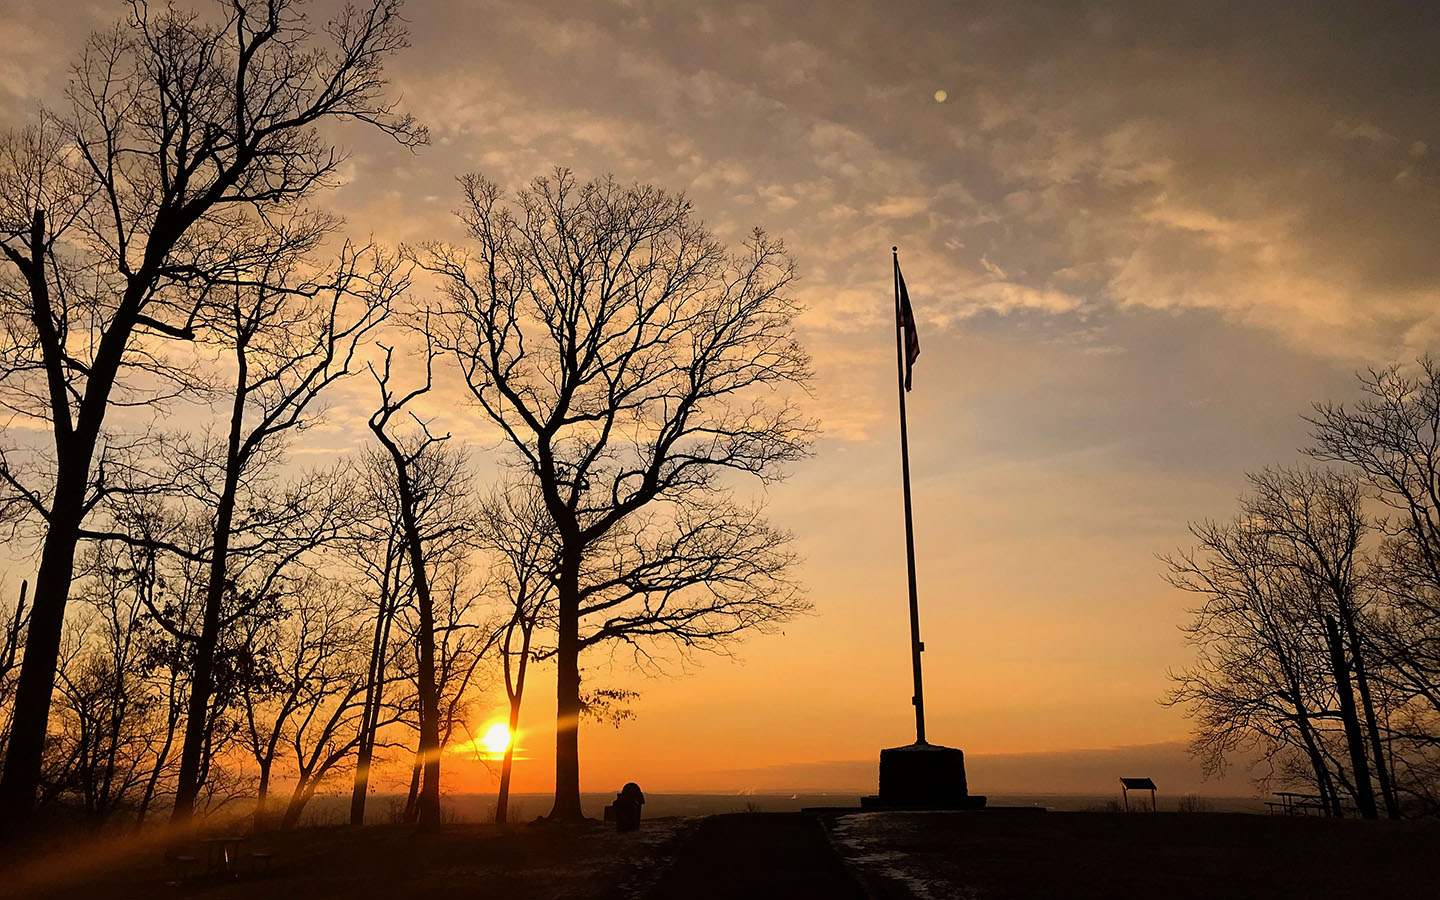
2 0 1439 797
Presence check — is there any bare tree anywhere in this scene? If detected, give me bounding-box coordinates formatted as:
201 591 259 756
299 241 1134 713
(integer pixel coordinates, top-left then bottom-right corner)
165 241 401 825
393 549 497 823
475 483 557 825
346 435 483 827
0 581 29 757
1309 358 1440 815
1165 508 1342 813
235 576 378 830
1164 467 1385 816
48 544 174 822
367 344 458 832
1247 467 1387 818
0 0 423 825
346 449 412 826
420 171 814 820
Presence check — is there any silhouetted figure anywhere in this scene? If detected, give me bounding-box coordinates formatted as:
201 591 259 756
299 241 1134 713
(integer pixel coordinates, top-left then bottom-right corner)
607 782 645 832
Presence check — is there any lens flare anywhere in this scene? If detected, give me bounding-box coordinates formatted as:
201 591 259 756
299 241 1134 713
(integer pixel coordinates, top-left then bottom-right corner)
480 722 511 755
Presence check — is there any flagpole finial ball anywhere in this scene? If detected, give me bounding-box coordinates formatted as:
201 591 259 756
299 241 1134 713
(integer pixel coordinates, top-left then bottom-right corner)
892 246 898 252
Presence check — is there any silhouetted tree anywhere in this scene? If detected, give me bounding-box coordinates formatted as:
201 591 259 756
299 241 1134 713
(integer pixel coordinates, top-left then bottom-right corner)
1248 467 1384 818
346 449 413 826
394 550 496 823
1309 358 1440 815
0 0 423 826
421 171 814 821
233 577 378 830
166 242 401 826
475 484 557 826
367 343 455 832
1165 467 1384 817
47 546 175 822
0 581 29 758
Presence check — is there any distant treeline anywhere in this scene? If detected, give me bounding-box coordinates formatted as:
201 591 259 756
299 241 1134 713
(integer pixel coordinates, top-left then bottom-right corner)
1166 359 1440 818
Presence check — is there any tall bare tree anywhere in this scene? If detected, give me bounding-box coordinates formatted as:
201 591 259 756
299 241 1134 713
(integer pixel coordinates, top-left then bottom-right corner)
347 435 482 827
367 344 457 832
346 449 412 826
0 0 423 825
475 483 557 825
421 171 814 821
1165 467 1383 816
166 241 401 825
1308 357 1440 815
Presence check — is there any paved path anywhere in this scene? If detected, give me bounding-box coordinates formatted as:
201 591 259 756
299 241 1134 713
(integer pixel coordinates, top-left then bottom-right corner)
647 813 868 899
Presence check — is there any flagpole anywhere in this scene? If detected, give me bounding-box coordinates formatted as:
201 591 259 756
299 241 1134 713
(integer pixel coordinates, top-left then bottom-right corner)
893 247 927 746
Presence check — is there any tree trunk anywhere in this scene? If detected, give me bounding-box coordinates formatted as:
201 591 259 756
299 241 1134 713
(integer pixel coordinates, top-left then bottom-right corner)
0 485 84 825
403 748 422 823
496 627 531 826
171 353 247 827
280 774 318 830
496 679 525 826
135 670 182 828
496 708 519 826
1324 614 1377 818
169 486 237 825
0 212 151 829
397 503 441 832
549 555 583 821
1301 716 1340 817
350 577 395 827
1344 616 1398 818
254 761 272 831
1288 683 1339 817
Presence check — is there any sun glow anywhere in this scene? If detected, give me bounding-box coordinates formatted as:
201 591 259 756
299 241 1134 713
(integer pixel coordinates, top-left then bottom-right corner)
480 722 512 756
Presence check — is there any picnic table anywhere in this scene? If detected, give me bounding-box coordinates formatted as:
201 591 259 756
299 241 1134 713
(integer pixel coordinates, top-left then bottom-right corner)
199 835 247 876
1267 792 1327 816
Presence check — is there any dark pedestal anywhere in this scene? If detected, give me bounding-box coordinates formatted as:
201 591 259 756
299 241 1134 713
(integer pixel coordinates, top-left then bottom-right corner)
860 742 987 810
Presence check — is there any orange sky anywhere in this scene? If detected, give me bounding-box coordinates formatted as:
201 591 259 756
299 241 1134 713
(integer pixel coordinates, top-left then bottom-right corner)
3 0 1439 798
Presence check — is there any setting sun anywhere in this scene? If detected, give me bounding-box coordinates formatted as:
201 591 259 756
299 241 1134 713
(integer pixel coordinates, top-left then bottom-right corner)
480 722 512 757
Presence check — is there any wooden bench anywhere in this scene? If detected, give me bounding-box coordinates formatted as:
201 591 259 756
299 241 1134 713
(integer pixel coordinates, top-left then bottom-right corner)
247 850 274 876
168 854 199 884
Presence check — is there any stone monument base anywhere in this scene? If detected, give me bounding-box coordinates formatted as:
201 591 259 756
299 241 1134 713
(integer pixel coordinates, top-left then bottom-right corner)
860 742 987 810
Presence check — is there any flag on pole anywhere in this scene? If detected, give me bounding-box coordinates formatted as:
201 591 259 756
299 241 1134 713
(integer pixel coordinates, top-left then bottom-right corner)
896 259 920 391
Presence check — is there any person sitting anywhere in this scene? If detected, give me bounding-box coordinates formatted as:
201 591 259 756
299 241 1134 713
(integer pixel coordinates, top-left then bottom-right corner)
609 782 644 832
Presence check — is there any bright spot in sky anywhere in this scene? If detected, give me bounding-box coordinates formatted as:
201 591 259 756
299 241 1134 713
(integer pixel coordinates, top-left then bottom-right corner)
480 722 511 756
933 89 947 102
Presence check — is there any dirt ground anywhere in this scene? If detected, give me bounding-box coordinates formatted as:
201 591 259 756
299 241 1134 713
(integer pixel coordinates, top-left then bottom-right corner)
649 813 866 899
828 809 1440 899
3 810 1436 899
1 818 694 900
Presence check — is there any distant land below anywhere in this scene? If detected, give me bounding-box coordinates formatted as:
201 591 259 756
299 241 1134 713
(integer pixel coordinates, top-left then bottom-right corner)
290 741 1268 826
295 788 1265 829
706 740 1257 797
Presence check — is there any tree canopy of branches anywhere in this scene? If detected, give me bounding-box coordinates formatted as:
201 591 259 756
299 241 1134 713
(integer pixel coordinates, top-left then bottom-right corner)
1167 357 1440 818
164 241 404 825
475 482 557 824
366 344 461 833
1307 359 1440 813
420 170 814 820
1164 467 1390 817
0 0 423 827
